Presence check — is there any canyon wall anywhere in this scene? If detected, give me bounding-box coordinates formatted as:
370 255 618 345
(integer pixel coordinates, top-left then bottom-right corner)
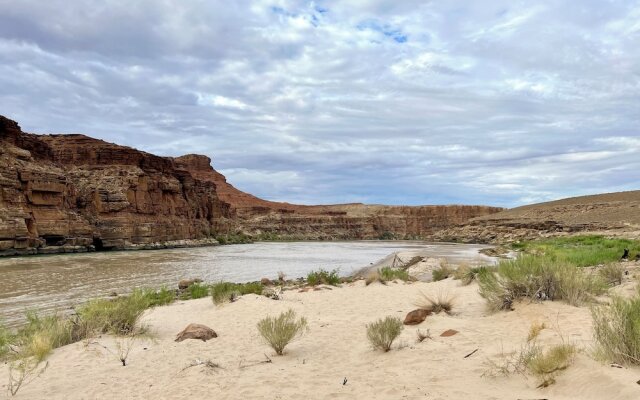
0 115 502 256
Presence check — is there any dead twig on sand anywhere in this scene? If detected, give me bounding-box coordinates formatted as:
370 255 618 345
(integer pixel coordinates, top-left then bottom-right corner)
464 348 479 358
179 359 223 374
239 353 273 369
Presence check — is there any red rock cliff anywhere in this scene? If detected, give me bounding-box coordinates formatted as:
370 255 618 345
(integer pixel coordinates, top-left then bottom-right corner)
0 115 502 255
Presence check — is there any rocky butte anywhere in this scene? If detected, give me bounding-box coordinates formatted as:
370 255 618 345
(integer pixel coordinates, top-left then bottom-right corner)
0 115 502 256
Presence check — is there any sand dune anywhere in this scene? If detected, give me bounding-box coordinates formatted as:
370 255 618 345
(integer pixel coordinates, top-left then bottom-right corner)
2 278 639 399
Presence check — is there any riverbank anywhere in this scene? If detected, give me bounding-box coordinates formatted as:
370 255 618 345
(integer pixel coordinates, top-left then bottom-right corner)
0 238 221 258
2 274 639 399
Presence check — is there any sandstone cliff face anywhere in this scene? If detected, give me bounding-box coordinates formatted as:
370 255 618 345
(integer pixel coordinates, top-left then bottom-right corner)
0 116 228 255
0 115 502 256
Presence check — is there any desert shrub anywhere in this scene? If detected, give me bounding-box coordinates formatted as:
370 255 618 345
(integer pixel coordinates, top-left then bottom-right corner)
414 291 455 315
257 309 308 355
454 265 490 285
211 282 241 305
379 267 410 282
431 264 452 282
526 343 576 387
477 255 606 311
599 263 624 286
77 289 154 335
307 268 340 286
592 294 640 365
1 322 12 359
216 233 254 245
142 287 176 307
366 316 403 352
238 281 264 295
484 337 576 387
188 283 210 299
527 322 547 342
13 313 80 362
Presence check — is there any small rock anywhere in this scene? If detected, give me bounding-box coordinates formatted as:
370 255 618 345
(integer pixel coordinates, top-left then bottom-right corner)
403 309 431 325
109 291 118 297
175 323 217 342
260 277 273 286
178 278 202 290
440 329 459 337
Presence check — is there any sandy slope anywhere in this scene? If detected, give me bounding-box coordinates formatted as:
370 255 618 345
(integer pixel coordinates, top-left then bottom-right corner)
2 279 639 399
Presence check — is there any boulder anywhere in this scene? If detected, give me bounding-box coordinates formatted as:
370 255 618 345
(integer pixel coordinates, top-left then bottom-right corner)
178 278 202 290
175 323 217 342
260 277 273 286
403 309 431 325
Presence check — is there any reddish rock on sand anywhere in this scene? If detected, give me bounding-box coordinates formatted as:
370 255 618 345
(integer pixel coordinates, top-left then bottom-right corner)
440 329 459 337
403 309 431 325
260 278 273 286
175 323 218 342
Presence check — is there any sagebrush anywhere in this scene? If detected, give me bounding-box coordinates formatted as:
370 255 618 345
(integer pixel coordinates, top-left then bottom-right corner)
257 309 308 355
366 316 403 352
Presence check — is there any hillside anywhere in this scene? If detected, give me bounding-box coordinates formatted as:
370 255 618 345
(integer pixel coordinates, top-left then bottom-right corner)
435 191 640 243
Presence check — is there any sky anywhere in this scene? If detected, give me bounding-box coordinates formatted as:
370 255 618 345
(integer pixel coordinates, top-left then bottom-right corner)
0 1 639 208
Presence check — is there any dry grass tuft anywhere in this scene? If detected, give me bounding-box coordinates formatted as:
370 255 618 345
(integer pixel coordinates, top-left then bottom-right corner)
416 329 432 343
431 263 452 282
591 292 640 365
414 291 455 315
527 322 547 342
598 263 624 286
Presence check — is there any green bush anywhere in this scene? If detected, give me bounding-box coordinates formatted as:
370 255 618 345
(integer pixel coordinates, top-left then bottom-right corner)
257 309 308 355
378 267 410 282
307 269 340 286
216 233 254 245
592 294 640 365
366 316 403 352
238 281 264 295
477 255 606 311
211 282 241 305
432 264 452 282
188 283 210 299
143 287 176 307
211 281 265 305
77 288 157 335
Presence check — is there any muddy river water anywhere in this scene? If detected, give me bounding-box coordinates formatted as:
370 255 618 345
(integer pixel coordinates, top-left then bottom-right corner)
0 241 493 326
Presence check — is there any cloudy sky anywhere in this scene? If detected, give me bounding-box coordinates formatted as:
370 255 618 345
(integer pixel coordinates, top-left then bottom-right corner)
0 1 639 207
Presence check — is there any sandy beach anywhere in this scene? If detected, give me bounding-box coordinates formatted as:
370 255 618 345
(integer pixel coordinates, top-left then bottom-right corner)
2 274 639 400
